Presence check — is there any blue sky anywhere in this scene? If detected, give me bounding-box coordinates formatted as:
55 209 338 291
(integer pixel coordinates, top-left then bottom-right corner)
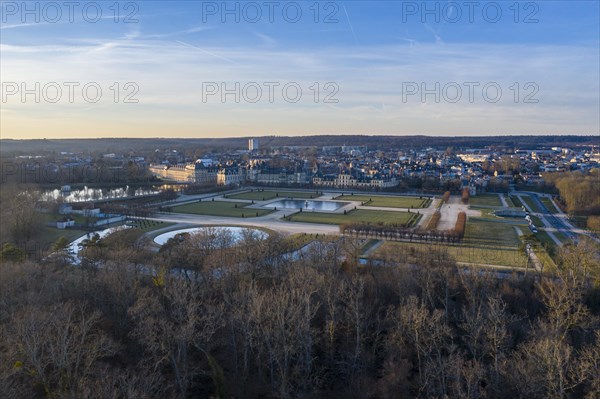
1 0 599 138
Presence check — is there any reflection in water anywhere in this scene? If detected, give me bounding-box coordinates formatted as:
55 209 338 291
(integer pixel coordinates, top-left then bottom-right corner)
40 186 160 203
266 200 348 211
153 226 267 246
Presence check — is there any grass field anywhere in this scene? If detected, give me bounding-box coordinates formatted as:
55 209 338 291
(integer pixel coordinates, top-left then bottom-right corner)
373 240 528 268
530 215 544 228
540 197 559 214
553 231 569 243
286 209 419 226
282 233 338 252
464 219 522 248
39 226 88 252
509 195 524 208
468 194 503 207
504 195 516 207
334 194 430 208
227 190 319 201
521 195 543 213
172 201 272 218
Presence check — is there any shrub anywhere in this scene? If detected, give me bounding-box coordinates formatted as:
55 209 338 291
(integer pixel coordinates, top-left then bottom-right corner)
453 211 467 238
442 191 451 203
461 188 470 204
587 215 600 232
426 210 441 230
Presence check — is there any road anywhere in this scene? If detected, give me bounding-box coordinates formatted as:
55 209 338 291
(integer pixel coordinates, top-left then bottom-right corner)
515 191 598 246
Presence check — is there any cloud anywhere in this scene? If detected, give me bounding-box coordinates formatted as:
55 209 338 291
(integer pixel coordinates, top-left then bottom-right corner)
1 32 598 137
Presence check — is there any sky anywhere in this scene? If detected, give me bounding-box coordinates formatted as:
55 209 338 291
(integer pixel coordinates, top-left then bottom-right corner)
0 0 599 139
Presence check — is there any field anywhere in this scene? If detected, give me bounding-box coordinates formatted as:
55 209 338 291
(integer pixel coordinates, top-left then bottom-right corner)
227 190 319 201
373 240 528 268
504 195 516 207
468 194 503 207
38 226 88 252
530 215 544 228
540 197 559 214
509 195 524 208
286 209 419 226
521 195 543 213
464 219 522 247
171 201 272 218
334 194 430 208
282 233 339 252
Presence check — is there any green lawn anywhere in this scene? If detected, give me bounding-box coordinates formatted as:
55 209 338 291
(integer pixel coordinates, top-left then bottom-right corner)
530 215 544 228
171 201 272 218
552 230 571 243
504 195 516 207
521 195 543 213
286 209 418 226
227 190 319 201
469 194 503 207
373 241 528 268
509 195 524 208
282 233 338 252
334 194 430 209
535 230 557 247
38 226 88 252
464 219 522 248
540 197 559 214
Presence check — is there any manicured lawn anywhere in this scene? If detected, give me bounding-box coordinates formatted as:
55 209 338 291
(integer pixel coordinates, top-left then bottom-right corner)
38 226 88 252
286 209 418 226
373 241 528 268
535 230 557 248
468 194 503 207
521 195 543 213
282 233 338 252
509 195 524 208
553 231 570 243
540 197 559 214
334 194 429 208
227 190 319 201
530 215 544 228
171 201 272 218
504 195 516 207
464 219 522 248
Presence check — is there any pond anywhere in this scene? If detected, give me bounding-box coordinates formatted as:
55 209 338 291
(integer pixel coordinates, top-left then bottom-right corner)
153 226 267 246
266 200 348 211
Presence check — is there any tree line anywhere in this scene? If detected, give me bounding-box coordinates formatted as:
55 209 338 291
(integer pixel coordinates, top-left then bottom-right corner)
1 226 598 398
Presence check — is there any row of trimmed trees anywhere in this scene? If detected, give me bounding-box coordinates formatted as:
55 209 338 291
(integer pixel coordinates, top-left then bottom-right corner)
340 222 464 243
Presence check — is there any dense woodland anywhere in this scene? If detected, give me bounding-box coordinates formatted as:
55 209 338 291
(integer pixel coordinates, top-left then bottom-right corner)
542 170 600 231
543 170 600 216
1 226 599 399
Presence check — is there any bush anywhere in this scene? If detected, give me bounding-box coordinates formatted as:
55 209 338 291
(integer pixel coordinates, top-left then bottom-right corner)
442 191 451 203
426 210 441 230
461 188 470 204
453 211 467 238
587 215 600 232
